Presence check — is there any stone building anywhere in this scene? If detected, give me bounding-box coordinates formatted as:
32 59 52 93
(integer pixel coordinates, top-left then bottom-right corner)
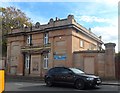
6 15 116 79
74 43 116 79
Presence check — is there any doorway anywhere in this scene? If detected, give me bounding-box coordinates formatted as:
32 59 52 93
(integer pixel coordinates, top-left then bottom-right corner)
84 57 95 74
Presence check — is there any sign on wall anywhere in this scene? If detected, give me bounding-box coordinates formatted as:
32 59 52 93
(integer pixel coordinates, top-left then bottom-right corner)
54 55 66 60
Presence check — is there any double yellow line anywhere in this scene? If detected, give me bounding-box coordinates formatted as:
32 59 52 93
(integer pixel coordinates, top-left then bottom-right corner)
0 70 4 93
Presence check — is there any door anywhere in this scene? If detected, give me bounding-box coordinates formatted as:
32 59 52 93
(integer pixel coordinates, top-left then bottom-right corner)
84 57 95 74
60 68 74 83
24 54 31 75
31 55 40 76
52 68 73 83
52 68 62 82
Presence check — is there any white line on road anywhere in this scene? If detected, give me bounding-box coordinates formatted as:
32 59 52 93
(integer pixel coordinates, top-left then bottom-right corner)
14 83 23 86
110 86 117 87
33 83 46 86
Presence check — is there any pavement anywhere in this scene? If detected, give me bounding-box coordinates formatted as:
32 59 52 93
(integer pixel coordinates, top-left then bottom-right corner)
5 75 120 86
102 80 120 86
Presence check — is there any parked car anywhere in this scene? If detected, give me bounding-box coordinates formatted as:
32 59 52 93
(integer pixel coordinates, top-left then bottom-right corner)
44 67 102 90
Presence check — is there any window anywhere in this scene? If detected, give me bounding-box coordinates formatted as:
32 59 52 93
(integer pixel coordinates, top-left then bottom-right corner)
49 68 60 74
80 40 84 47
89 44 92 50
60 68 70 74
27 35 32 45
25 54 30 69
44 33 49 44
89 44 96 50
69 68 85 74
43 54 48 69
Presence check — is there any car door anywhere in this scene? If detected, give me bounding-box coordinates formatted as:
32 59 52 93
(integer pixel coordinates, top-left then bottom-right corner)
52 68 62 83
60 68 74 83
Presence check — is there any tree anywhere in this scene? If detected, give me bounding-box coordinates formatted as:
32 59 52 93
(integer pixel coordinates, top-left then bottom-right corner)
0 6 32 56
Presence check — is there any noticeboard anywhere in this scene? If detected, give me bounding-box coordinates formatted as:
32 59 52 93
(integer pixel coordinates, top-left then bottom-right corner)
54 55 66 60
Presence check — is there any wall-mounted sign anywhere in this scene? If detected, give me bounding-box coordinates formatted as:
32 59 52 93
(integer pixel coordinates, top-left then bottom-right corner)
54 55 66 60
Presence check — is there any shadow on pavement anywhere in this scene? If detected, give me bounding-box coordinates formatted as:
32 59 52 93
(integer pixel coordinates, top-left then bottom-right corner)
18 83 101 91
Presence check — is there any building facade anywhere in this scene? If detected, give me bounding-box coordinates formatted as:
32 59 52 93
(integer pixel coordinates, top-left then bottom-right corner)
6 15 116 79
74 43 116 79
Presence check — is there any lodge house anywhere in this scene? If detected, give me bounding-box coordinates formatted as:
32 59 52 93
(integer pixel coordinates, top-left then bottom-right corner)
6 15 116 79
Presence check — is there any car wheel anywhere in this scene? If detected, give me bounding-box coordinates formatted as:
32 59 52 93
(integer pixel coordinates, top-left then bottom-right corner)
46 78 53 87
75 79 85 90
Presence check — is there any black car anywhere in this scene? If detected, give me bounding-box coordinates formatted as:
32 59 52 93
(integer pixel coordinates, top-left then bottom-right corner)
44 67 102 90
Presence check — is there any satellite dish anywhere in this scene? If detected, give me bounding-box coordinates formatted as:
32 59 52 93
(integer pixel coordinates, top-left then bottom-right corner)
35 22 40 28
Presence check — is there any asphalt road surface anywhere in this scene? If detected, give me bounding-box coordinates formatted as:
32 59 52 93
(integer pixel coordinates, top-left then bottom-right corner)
5 81 119 92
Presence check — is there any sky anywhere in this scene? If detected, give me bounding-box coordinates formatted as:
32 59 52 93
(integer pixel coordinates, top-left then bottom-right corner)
0 0 119 52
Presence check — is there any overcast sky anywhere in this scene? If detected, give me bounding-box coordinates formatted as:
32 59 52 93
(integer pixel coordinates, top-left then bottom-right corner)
1 0 119 52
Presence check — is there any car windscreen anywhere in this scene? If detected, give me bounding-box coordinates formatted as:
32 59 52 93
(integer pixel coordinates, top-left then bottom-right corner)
69 68 85 74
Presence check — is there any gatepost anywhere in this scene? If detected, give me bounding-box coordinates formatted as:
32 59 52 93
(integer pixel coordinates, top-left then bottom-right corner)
0 70 4 93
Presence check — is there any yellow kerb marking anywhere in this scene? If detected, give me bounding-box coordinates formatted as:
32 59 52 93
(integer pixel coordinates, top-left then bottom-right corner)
0 70 4 93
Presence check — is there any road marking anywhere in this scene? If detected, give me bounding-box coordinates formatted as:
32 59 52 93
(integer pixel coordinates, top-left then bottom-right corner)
33 83 46 86
110 86 116 87
14 83 23 86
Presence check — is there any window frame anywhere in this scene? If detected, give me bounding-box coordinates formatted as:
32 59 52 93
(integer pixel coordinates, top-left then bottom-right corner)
43 54 48 69
44 33 49 44
60 68 70 74
25 54 30 69
27 35 32 45
80 39 84 48
89 43 96 50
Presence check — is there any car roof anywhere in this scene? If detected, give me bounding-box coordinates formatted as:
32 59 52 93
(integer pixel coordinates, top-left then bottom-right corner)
49 66 68 69
53 66 67 68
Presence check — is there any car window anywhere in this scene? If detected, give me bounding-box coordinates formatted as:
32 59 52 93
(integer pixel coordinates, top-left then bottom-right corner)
49 67 71 74
48 68 54 74
49 68 58 73
60 68 70 74
69 68 85 74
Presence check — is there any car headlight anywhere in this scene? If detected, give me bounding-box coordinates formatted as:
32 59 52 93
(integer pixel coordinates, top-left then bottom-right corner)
86 77 94 81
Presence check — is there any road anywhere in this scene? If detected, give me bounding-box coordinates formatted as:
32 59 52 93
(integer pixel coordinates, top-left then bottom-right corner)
5 80 119 92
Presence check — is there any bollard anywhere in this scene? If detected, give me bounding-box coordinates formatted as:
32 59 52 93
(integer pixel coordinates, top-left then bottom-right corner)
0 70 4 93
